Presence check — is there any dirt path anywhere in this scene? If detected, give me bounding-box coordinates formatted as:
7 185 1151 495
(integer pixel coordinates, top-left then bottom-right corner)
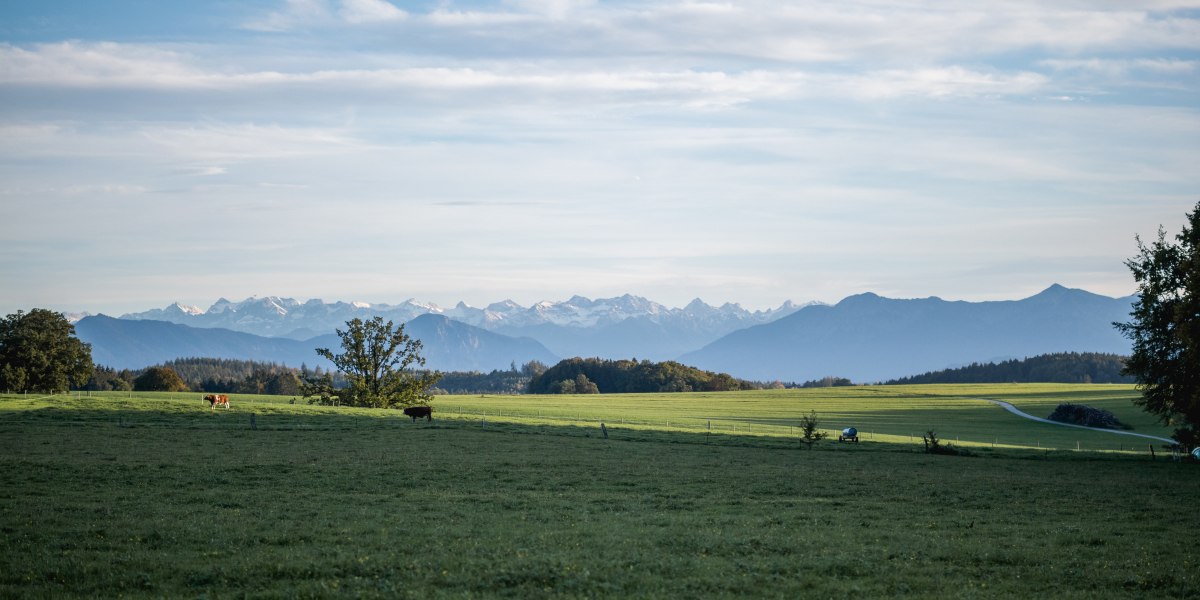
975 398 1176 445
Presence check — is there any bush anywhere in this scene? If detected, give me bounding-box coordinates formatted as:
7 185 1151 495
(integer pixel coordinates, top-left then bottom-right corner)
1047 403 1128 430
922 429 969 456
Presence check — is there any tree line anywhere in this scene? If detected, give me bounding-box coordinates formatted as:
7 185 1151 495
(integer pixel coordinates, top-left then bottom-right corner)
79 358 322 395
884 352 1133 385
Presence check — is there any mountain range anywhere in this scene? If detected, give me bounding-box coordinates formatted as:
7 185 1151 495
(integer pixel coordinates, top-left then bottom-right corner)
76 313 558 372
118 294 808 361
75 285 1135 382
680 284 1134 382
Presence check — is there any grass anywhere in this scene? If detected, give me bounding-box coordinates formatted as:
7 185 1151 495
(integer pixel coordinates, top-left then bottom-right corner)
1 386 1197 598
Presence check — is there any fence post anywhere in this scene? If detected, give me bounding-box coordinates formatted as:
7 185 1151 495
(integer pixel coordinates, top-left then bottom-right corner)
600 423 608 439
250 414 257 430
1149 444 1156 461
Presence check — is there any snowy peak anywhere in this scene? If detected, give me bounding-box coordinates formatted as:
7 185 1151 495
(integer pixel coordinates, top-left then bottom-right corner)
168 302 203 315
116 293 812 340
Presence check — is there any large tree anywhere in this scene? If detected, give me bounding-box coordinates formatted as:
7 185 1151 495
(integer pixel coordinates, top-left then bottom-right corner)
302 317 441 409
1116 200 1200 448
0 309 94 393
133 366 189 392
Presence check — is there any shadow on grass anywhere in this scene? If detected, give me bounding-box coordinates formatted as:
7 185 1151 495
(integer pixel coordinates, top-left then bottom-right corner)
0 403 1169 463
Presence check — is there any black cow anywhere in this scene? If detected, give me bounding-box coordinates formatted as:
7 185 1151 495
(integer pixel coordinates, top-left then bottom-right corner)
403 406 433 422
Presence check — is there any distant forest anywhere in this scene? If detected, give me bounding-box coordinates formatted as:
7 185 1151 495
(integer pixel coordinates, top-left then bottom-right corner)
884 352 1133 385
81 358 317 395
78 356 757 396
528 357 755 394
76 351 1132 395
79 357 544 396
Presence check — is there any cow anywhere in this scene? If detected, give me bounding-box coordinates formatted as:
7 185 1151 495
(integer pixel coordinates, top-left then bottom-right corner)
403 405 432 422
204 394 230 410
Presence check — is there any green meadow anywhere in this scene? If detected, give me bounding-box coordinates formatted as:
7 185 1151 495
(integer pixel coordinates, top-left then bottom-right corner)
2 385 1197 597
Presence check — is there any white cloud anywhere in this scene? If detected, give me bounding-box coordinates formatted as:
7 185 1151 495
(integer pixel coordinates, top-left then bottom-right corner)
412 1 1200 63
243 0 333 31
505 0 596 19
0 42 1051 107
339 0 407 23
1040 57 1198 75
833 67 1049 99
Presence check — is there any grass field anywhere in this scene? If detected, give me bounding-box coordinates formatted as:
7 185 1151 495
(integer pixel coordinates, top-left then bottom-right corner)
2 386 1197 597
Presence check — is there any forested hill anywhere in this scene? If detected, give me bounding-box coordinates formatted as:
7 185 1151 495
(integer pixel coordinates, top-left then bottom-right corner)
885 352 1132 385
529 357 754 394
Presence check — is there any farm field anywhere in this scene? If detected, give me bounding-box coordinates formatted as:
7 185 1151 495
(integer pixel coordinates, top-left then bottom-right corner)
2 386 1197 597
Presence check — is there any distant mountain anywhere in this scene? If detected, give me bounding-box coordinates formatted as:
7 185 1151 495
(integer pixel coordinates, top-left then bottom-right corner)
307 314 560 374
118 294 808 359
75 314 558 372
75 315 321 370
679 285 1135 383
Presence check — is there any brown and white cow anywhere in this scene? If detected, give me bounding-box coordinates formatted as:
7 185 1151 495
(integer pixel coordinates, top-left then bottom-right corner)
203 394 230 410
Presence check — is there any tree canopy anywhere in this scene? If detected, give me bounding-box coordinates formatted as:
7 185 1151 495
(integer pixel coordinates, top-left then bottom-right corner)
528 357 752 394
1116 200 1200 448
0 308 94 393
133 366 189 392
302 317 441 408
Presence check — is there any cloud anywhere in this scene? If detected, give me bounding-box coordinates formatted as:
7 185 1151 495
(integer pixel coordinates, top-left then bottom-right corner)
1040 57 1198 75
409 1 1200 64
833 67 1049 99
0 42 1051 107
339 0 406 24
244 0 406 30
242 0 332 31
0 120 361 163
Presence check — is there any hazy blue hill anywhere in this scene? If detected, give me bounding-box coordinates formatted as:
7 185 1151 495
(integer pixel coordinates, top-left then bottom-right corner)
348 314 558 373
75 315 323 370
678 285 1135 383
494 312 791 361
76 314 558 373
495 317 679 361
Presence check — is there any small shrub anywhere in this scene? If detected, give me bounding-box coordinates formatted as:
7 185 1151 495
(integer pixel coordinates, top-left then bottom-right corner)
922 429 970 456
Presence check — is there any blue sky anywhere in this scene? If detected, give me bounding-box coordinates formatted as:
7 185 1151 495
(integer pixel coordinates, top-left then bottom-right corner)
1 1 1198 316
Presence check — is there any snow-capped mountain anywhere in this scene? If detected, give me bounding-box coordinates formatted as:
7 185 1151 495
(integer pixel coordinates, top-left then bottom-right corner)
118 294 812 358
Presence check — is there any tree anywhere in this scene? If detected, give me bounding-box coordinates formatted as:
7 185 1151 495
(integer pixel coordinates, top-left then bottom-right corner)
574 373 599 394
302 317 441 409
1116 201 1200 448
0 309 94 393
798 410 827 449
133 367 188 392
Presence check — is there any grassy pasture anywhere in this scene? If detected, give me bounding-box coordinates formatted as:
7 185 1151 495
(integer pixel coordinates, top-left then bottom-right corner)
1 387 1197 598
66 383 1169 452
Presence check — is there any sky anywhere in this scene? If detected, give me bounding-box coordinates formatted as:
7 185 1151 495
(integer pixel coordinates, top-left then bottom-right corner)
1 0 1198 316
